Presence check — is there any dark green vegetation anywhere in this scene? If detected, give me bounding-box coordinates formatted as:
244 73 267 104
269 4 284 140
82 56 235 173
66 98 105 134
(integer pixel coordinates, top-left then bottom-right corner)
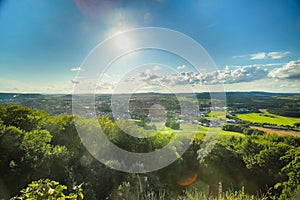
0 104 300 199
165 120 180 130
225 92 300 118
222 124 265 135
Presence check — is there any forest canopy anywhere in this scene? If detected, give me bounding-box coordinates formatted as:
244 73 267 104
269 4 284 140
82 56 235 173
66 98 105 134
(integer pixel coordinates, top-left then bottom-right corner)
0 104 299 199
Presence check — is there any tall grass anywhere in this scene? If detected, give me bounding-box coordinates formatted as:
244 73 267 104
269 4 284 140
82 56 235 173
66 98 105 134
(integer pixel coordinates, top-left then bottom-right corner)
112 182 269 200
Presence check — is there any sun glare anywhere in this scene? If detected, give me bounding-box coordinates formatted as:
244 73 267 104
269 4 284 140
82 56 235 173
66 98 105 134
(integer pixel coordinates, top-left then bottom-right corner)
115 35 131 50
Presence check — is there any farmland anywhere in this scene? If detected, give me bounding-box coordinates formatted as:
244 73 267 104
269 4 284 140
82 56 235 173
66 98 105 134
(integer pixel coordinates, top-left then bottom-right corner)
251 126 300 137
236 112 300 126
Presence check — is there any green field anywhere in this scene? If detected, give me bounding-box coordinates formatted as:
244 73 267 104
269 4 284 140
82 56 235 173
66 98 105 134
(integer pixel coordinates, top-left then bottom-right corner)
158 124 245 137
206 111 227 120
198 125 245 137
236 112 300 126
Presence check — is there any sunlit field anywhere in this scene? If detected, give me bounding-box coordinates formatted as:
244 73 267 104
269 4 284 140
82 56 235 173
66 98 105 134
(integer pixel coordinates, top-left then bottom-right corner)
236 112 300 126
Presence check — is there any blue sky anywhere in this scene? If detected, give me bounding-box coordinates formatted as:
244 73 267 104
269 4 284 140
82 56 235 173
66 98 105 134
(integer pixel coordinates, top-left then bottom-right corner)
0 0 300 93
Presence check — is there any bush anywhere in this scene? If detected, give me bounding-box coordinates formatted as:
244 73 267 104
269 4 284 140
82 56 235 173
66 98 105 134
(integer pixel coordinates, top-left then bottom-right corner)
11 179 84 200
165 121 180 130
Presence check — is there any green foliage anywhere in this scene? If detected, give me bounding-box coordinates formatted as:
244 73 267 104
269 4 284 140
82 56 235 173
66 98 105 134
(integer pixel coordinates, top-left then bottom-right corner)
268 108 300 118
11 179 83 200
22 130 52 158
222 124 247 133
222 124 264 135
111 184 268 200
0 104 299 199
2 104 48 132
294 122 300 128
165 120 180 130
0 125 24 175
0 126 24 157
181 187 268 200
0 104 6 118
278 147 300 199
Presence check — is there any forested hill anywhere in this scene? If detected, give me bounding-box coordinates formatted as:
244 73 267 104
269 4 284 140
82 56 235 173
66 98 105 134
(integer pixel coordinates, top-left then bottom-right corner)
0 93 42 99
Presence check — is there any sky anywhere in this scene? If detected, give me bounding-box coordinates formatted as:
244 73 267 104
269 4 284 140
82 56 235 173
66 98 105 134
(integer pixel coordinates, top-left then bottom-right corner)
0 0 300 93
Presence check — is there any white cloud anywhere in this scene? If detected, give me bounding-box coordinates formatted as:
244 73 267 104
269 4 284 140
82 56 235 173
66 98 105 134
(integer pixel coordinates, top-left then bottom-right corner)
126 65 268 86
96 82 115 91
202 65 268 84
267 51 290 59
139 69 161 81
269 59 300 79
70 67 83 71
234 51 290 60
250 52 266 60
176 65 186 70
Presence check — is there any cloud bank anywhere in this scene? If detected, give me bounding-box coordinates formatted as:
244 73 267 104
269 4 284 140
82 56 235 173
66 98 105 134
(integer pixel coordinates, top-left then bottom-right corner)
125 65 269 86
269 59 300 79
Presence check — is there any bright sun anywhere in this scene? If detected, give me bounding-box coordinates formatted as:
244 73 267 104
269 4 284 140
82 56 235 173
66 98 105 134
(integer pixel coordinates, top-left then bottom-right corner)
115 35 131 50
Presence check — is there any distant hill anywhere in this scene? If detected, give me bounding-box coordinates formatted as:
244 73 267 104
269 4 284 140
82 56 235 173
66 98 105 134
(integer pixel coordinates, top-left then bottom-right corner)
0 91 299 99
0 93 42 99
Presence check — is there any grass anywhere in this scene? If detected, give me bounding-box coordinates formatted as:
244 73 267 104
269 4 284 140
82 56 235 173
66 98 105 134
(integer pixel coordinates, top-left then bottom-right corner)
158 124 245 138
159 126 178 134
152 121 245 139
197 125 245 137
206 111 227 121
220 130 245 137
236 112 300 126
115 183 268 200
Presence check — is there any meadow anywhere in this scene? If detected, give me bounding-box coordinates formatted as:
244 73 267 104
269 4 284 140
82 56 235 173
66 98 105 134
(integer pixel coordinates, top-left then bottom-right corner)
158 123 245 137
236 112 300 126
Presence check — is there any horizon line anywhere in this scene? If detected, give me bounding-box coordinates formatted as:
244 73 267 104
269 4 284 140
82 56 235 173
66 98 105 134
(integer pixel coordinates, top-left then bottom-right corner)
1 91 300 95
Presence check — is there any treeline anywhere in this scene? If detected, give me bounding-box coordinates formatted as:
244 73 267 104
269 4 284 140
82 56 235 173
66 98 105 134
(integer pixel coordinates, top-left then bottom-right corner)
231 118 300 131
0 104 299 199
268 107 300 118
222 124 265 135
225 92 300 118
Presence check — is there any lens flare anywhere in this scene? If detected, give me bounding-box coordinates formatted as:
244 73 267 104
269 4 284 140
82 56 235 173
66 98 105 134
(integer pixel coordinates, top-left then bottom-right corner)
177 173 198 187
115 35 131 50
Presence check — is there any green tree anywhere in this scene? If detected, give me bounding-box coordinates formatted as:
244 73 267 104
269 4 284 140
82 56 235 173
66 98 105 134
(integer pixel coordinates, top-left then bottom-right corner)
0 126 24 171
278 147 300 199
0 104 6 118
2 105 48 132
165 120 180 130
294 122 300 128
11 179 83 200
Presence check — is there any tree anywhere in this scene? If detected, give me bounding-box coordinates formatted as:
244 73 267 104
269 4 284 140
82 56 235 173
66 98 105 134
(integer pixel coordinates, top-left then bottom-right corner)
165 120 180 130
0 126 24 171
294 122 300 128
278 147 300 199
11 179 83 200
0 104 6 118
2 105 48 132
